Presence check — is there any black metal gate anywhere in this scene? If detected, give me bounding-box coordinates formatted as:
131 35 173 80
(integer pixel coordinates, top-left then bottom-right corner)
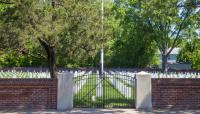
73 70 136 108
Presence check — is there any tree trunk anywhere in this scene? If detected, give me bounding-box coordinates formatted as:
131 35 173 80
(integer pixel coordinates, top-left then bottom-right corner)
48 46 56 78
38 38 56 78
162 54 168 73
52 0 60 8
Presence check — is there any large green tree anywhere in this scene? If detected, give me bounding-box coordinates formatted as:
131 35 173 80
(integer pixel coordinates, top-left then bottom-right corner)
1 0 65 78
113 0 200 71
0 0 112 77
108 0 158 68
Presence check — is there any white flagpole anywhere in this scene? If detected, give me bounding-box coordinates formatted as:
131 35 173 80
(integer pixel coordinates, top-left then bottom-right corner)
100 0 104 75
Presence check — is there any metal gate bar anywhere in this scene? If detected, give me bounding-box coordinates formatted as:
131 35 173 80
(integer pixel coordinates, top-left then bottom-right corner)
73 71 135 108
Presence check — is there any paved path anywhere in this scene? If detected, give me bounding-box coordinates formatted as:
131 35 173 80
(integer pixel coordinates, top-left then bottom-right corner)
0 108 199 114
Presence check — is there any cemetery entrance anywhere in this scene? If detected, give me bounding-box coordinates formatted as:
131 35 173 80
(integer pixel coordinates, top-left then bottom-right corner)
73 70 136 108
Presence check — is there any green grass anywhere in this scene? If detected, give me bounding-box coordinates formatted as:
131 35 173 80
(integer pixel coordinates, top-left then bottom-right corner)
74 74 97 107
102 78 135 108
73 74 135 108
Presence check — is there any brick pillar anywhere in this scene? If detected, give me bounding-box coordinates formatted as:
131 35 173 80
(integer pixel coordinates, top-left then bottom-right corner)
57 72 73 110
136 71 152 110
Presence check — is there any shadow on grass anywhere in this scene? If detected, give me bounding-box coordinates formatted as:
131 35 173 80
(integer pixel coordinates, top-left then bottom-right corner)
74 98 135 108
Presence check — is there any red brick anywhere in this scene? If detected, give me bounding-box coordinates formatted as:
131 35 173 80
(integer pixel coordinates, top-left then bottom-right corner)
0 79 57 109
152 78 200 109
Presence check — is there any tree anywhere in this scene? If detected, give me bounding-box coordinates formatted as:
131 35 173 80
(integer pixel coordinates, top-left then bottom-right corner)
0 0 113 73
178 38 200 70
2 0 66 78
107 8 157 67
113 0 200 72
107 0 159 68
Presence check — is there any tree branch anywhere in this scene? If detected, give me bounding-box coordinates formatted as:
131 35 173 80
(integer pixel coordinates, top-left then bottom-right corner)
167 11 190 56
38 38 49 51
177 3 200 7
147 19 164 54
15 48 46 59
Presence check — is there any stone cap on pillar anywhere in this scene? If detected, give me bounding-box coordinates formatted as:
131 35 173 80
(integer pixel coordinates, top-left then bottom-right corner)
136 71 151 79
137 71 149 75
57 72 73 79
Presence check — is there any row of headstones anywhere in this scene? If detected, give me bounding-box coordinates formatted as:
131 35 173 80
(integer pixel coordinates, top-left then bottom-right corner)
58 70 87 78
0 70 90 78
109 70 200 78
109 71 134 97
1 70 199 79
96 71 132 98
109 71 135 86
108 74 132 98
113 71 136 78
73 71 87 78
73 71 92 94
0 70 87 78
0 70 50 78
150 72 200 78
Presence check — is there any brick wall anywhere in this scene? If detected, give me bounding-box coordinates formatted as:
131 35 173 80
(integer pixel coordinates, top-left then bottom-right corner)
0 79 57 109
152 79 200 109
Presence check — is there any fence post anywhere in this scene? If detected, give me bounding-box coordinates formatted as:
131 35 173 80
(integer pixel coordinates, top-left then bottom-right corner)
57 72 73 110
136 71 152 110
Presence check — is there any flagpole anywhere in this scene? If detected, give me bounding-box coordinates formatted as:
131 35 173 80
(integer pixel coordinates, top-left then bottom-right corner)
100 0 104 75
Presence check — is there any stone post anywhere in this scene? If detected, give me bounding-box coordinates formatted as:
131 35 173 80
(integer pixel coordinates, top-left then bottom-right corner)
57 72 73 110
136 71 152 110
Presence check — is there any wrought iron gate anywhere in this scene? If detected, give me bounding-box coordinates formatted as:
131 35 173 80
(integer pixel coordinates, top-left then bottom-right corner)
73 70 136 108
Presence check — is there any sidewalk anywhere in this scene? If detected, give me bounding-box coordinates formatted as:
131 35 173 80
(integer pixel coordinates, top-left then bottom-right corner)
0 108 199 114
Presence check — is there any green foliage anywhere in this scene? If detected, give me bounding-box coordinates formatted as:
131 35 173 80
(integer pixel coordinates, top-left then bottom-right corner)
107 0 158 68
0 50 47 67
112 0 200 70
0 0 113 68
1 0 199 69
177 39 200 70
0 4 7 12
